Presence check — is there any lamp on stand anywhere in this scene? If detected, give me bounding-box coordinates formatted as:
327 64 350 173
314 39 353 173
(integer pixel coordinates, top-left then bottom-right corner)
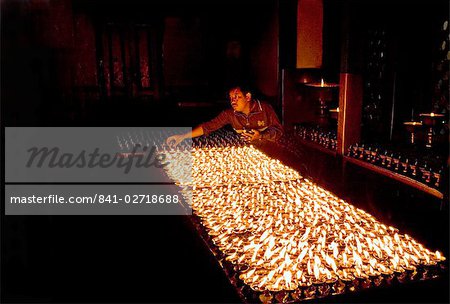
305 79 339 127
403 121 422 145
419 112 445 148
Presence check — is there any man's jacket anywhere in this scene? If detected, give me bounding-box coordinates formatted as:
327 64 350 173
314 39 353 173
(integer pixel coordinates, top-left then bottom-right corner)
201 100 283 141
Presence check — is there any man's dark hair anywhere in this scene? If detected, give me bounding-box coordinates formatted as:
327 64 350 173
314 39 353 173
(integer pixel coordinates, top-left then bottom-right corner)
227 81 268 101
226 81 254 95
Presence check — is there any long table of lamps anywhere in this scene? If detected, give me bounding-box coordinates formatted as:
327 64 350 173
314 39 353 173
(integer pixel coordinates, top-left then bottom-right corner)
159 130 447 303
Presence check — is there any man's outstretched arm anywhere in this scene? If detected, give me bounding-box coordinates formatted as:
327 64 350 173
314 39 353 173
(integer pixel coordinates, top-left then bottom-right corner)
165 110 232 147
166 125 204 147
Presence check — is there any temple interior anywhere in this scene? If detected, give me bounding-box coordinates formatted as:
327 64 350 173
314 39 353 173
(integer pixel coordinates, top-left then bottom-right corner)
2 0 449 303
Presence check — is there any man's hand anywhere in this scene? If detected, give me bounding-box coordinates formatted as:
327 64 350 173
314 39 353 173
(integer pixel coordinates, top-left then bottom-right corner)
166 134 186 148
241 129 261 142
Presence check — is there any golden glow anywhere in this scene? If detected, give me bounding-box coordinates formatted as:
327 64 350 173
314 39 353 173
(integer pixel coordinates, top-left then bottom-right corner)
163 145 446 294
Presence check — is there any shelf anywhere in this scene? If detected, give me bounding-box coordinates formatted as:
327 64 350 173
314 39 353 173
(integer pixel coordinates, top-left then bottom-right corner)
343 156 444 200
294 136 337 157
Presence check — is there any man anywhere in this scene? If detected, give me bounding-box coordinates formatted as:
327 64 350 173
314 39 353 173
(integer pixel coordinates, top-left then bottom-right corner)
166 84 283 147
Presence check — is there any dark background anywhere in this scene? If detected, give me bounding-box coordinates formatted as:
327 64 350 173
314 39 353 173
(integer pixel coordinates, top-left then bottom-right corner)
2 0 449 303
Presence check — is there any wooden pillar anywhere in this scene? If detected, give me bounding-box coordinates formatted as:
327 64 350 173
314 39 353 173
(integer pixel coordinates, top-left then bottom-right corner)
338 73 362 155
337 0 363 155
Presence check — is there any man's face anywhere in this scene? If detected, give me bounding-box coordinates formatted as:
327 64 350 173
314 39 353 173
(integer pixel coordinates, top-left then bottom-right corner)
229 88 251 112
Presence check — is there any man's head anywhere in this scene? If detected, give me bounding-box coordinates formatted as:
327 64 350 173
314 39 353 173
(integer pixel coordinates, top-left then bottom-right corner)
228 86 252 113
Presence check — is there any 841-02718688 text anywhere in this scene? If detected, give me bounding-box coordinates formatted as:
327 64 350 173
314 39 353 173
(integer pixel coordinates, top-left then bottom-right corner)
97 194 179 204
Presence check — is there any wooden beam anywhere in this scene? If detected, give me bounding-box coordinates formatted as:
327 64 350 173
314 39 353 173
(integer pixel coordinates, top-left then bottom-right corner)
337 72 363 155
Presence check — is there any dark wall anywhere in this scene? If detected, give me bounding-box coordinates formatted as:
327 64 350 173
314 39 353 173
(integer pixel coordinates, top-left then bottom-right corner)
338 0 449 145
2 0 281 126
